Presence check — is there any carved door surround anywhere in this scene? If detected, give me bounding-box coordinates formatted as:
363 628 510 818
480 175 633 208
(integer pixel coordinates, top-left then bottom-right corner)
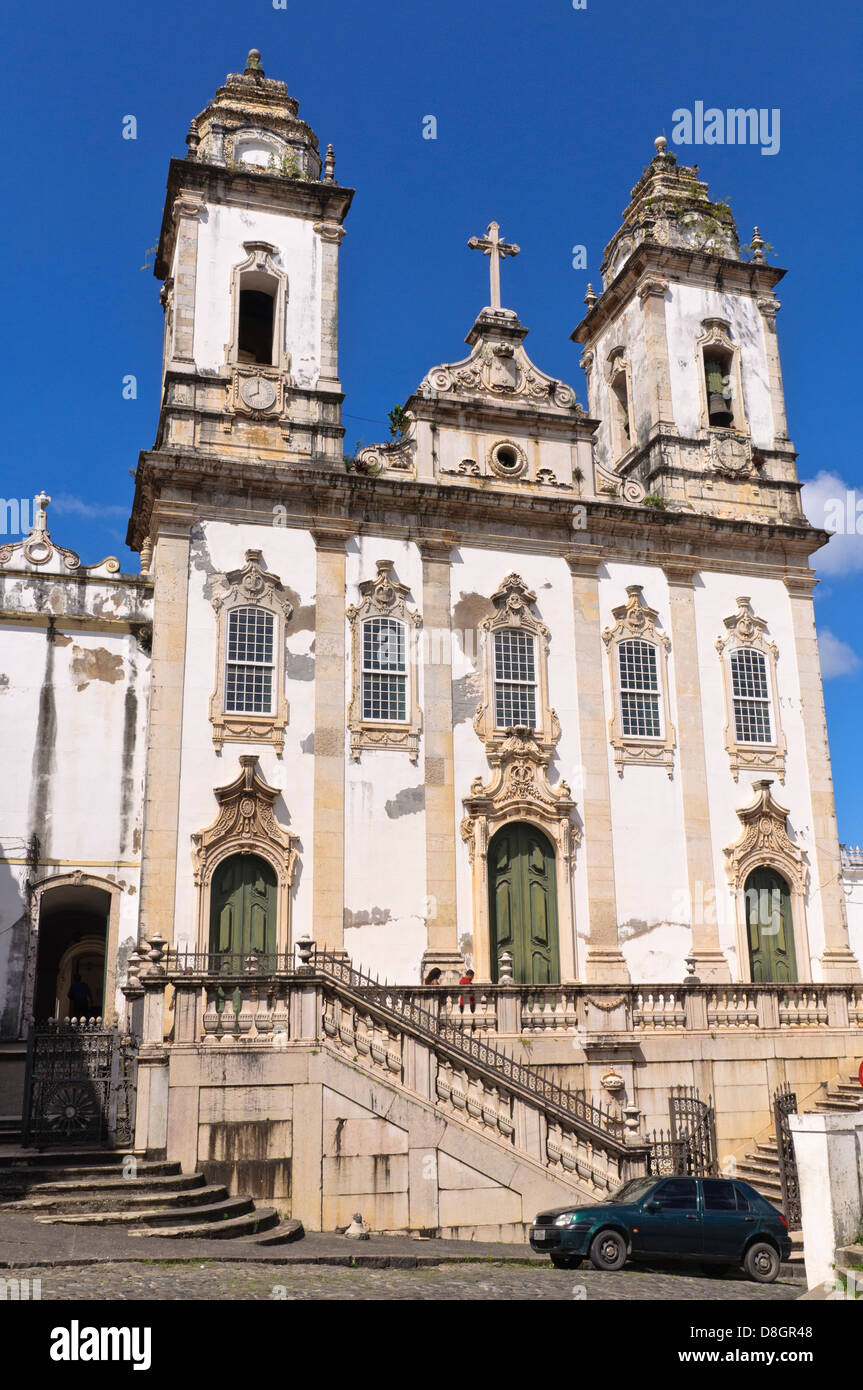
724 779 810 982
461 729 579 983
192 755 299 954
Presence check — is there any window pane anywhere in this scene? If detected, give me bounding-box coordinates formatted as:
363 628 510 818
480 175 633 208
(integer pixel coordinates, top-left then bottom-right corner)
656 1178 698 1210
225 665 273 714
619 640 658 692
730 650 772 743
703 1179 738 1212
731 648 769 700
494 629 535 684
362 672 407 721
363 618 406 673
621 692 661 737
733 698 772 743
228 607 273 663
495 683 536 728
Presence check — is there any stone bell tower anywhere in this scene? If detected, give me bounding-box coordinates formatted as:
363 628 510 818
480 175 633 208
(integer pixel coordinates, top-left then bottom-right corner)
145 49 353 477
572 137 802 526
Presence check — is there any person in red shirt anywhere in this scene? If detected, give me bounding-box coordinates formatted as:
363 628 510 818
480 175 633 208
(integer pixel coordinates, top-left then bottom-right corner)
458 969 475 1014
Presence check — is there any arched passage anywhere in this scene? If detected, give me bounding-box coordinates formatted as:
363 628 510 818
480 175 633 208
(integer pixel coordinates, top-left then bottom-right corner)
488 823 560 984
33 883 112 1022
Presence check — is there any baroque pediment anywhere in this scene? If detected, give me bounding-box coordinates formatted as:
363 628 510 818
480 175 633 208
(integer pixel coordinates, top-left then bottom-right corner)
724 779 806 894
193 755 298 887
417 310 580 413
461 730 579 866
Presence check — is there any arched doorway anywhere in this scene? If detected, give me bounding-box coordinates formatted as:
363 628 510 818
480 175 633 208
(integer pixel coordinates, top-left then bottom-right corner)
488 823 560 983
209 853 278 959
32 884 111 1022
745 867 797 982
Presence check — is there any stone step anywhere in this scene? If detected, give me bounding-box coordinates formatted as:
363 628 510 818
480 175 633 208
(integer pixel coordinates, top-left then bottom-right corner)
0 1149 139 1168
813 1096 862 1113
36 1194 255 1228
233 1218 305 1247
0 1160 179 1186
131 1207 281 1241
14 1183 229 1214
14 1170 202 1197
736 1159 781 1182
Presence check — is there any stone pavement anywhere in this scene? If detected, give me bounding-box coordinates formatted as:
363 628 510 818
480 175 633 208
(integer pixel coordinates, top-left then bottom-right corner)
0 1208 805 1299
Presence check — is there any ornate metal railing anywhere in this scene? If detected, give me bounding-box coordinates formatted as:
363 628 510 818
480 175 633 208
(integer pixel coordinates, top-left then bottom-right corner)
21 1018 138 1148
773 1082 802 1227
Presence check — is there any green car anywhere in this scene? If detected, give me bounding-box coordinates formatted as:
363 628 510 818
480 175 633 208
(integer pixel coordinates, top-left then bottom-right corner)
530 1175 792 1283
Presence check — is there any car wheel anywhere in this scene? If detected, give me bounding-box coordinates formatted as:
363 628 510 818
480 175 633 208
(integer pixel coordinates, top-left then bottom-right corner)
589 1229 627 1271
550 1254 582 1270
743 1241 780 1284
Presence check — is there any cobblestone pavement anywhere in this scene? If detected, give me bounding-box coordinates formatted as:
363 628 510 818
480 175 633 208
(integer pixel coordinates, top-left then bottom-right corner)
5 1260 801 1301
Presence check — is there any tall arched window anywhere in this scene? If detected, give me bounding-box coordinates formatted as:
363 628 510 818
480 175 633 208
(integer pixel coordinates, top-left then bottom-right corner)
493 629 537 729
362 616 407 722
729 648 772 744
602 586 675 776
225 606 275 715
618 638 662 738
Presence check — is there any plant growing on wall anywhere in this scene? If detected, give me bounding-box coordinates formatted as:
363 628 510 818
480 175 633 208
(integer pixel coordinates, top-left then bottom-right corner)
388 405 409 439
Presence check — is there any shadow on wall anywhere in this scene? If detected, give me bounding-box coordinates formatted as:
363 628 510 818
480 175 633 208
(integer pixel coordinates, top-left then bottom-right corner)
0 855 28 1039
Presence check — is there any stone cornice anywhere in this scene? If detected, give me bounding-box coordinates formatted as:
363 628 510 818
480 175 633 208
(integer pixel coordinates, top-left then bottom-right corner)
571 241 785 345
127 448 828 581
155 158 354 280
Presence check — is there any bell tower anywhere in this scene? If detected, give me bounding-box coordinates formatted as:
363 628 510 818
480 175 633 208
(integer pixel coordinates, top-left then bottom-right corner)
572 138 802 525
146 49 353 476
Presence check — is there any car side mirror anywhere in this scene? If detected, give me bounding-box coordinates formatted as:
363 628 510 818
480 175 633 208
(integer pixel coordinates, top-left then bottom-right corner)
645 1200 662 1212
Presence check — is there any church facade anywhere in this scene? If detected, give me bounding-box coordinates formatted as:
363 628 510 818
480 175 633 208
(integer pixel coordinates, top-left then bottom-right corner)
1 53 861 1230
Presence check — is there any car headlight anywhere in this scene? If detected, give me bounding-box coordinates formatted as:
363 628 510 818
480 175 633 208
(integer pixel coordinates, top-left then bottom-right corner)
554 1212 576 1226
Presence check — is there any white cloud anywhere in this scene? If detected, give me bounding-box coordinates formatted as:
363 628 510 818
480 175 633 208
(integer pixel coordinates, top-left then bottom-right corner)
50 493 129 520
801 471 863 576
818 628 861 680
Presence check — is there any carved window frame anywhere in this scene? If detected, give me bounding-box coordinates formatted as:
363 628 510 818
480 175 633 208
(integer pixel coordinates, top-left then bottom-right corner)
606 346 637 463
209 549 294 755
473 574 559 762
192 755 299 956
347 560 422 762
226 241 290 375
696 319 749 437
716 596 786 782
602 586 675 777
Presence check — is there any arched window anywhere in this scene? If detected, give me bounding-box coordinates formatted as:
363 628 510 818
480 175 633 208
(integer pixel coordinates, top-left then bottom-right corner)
362 616 407 722
729 648 772 744
618 638 662 738
237 287 275 365
493 628 537 729
225 606 275 715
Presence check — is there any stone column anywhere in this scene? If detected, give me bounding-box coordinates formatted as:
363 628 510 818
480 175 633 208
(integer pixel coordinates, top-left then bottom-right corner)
664 563 731 982
313 220 346 395
419 537 463 978
567 551 628 983
170 196 204 364
784 573 860 980
757 294 790 445
637 276 675 431
138 519 191 946
311 526 353 953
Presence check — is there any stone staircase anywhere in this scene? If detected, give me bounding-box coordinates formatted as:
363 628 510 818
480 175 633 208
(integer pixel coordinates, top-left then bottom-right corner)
0 1151 304 1244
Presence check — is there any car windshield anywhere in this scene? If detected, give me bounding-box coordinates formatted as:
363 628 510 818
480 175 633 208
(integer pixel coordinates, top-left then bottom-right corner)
605 1178 657 1205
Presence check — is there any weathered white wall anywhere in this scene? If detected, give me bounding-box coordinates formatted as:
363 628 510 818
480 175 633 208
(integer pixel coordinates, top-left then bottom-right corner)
843 862 863 970
188 204 322 388
665 283 774 446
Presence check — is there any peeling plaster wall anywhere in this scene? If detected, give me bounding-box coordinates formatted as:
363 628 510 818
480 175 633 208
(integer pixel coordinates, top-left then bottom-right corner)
343 536 426 980
190 205 322 389
175 520 317 949
0 577 151 1035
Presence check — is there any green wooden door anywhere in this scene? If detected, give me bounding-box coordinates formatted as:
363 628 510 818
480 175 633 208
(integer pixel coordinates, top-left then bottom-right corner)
209 854 278 959
489 824 560 983
745 867 797 982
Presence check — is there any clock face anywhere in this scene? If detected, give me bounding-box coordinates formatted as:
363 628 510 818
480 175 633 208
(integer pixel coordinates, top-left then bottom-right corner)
240 375 277 410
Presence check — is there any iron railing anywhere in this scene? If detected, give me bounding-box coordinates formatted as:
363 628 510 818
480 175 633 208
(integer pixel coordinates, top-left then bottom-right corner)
773 1082 802 1226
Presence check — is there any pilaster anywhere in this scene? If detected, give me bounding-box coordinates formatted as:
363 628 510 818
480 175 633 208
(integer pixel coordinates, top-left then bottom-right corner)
313 220 346 395
664 562 731 982
636 275 675 430
757 295 790 445
567 550 628 983
784 573 861 980
170 196 204 364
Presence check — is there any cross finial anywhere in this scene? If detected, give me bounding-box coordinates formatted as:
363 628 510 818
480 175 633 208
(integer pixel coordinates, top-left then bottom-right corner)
34 491 51 533
468 221 520 311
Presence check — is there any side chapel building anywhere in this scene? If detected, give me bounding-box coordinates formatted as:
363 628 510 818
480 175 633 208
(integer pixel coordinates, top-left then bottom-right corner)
0 52 860 1229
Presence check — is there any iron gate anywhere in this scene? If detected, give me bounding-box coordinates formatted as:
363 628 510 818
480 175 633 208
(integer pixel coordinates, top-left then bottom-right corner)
773 1082 801 1227
21 1020 138 1148
648 1086 718 1176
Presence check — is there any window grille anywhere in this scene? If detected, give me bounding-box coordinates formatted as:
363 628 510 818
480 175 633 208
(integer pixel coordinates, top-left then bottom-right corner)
730 647 772 743
494 629 537 729
225 607 274 714
362 617 407 722
618 639 661 738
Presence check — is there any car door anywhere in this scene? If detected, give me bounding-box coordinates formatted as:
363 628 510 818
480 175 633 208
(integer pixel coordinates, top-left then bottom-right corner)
701 1178 755 1260
637 1178 702 1257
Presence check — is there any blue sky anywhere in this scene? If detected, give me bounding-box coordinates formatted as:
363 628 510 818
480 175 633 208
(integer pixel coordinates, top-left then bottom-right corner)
2 0 861 835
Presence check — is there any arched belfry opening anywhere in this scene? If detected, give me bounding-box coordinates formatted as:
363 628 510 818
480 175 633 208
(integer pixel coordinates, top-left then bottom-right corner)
237 284 275 365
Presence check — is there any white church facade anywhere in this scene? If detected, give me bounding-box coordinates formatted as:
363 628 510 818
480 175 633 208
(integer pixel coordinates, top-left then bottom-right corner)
0 52 860 1233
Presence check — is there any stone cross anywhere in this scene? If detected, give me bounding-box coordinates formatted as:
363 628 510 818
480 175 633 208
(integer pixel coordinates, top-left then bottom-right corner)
468 222 520 311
